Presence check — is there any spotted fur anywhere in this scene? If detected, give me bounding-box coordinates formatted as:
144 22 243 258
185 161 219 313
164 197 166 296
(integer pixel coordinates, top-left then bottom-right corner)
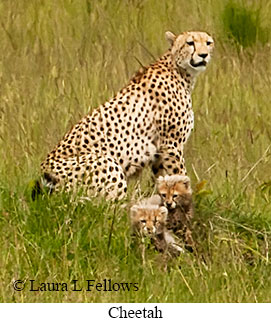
157 174 195 252
130 204 183 256
39 31 214 199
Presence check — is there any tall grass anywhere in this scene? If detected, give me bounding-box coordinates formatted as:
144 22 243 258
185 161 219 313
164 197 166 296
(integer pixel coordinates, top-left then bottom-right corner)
0 0 271 302
222 1 269 48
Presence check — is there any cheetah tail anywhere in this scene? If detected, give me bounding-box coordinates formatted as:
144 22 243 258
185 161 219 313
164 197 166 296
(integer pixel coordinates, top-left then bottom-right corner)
30 179 43 201
30 173 57 201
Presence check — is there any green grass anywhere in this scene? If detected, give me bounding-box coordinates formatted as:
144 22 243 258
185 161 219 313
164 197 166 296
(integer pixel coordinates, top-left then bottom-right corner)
222 1 269 48
1 0 271 302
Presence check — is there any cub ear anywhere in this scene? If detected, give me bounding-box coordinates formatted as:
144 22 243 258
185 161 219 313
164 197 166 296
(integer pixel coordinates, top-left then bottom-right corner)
130 205 139 215
165 31 176 46
157 176 164 185
183 176 192 192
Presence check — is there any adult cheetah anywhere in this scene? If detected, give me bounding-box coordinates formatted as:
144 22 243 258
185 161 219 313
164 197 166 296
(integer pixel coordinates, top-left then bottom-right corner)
38 31 214 200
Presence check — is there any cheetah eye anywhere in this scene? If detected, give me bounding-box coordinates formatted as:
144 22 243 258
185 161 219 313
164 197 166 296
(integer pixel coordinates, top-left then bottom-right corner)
186 41 194 46
140 219 146 224
206 41 212 46
173 194 179 199
161 193 166 199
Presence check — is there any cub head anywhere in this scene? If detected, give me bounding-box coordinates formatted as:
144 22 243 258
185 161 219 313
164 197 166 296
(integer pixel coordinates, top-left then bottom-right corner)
165 31 214 75
157 175 192 210
130 205 168 236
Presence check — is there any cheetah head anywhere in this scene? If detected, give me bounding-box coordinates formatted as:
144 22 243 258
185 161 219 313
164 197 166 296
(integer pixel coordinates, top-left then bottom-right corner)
130 205 168 236
166 31 214 75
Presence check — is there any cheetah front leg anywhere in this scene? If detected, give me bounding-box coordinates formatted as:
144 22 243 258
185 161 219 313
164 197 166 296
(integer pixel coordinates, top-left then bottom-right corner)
151 146 187 178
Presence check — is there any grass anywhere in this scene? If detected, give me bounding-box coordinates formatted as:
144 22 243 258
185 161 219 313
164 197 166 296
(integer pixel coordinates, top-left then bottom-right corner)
222 1 269 48
1 0 271 302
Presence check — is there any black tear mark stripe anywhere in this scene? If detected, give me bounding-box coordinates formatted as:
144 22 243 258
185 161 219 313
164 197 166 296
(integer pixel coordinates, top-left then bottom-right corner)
192 39 196 56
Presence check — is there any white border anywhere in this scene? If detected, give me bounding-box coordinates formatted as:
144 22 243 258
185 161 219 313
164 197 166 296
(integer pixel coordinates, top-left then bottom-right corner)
1 303 271 323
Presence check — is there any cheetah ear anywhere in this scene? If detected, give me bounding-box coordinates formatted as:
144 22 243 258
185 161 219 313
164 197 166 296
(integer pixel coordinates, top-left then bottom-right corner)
165 31 176 46
183 176 191 187
157 176 164 185
183 176 192 193
130 205 139 215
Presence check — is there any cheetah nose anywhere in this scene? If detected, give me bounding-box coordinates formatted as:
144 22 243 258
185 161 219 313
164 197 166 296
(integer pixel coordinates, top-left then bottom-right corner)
199 53 208 59
166 202 172 208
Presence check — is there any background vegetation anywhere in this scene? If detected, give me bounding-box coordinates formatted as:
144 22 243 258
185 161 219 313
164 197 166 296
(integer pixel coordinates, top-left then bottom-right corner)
0 0 271 302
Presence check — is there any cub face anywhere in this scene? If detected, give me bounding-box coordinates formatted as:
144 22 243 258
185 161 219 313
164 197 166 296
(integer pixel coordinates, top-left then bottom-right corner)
166 31 214 75
157 175 192 210
130 205 168 236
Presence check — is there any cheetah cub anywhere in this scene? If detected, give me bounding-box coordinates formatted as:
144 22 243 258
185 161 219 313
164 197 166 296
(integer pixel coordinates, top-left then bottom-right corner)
130 204 183 257
157 175 195 252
